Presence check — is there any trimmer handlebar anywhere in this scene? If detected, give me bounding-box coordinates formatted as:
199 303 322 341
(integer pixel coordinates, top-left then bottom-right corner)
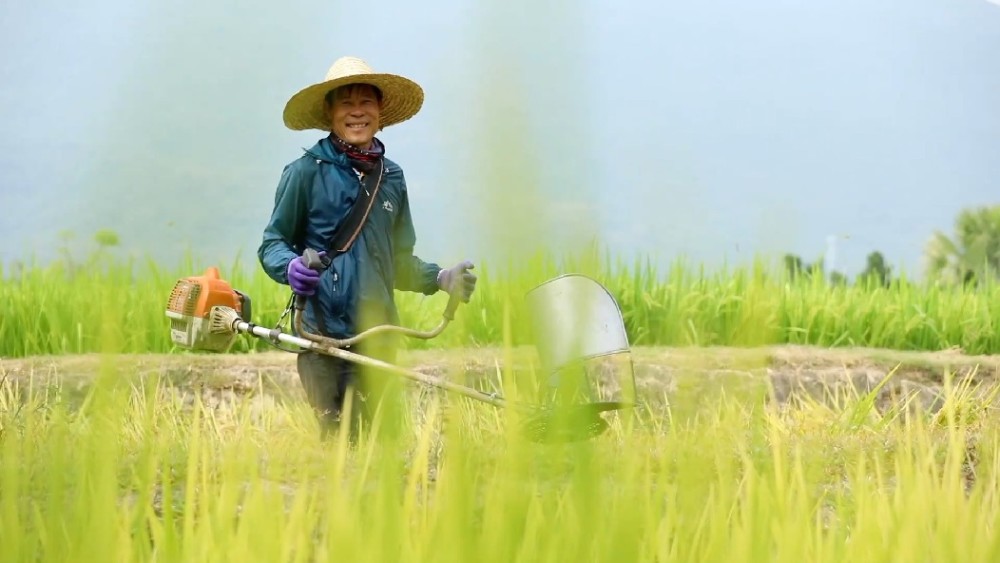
293 248 463 350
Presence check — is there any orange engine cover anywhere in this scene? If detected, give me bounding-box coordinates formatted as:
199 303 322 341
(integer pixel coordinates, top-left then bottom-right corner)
165 267 250 352
166 267 242 318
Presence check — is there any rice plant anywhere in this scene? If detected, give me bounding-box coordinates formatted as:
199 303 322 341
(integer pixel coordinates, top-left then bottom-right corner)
1 247 998 358
1 351 999 562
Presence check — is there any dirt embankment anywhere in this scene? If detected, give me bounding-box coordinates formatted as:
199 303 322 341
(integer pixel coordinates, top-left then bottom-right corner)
3 345 1000 413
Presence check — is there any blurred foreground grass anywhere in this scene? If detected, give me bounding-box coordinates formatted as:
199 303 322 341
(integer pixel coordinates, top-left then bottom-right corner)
2 353 1000 562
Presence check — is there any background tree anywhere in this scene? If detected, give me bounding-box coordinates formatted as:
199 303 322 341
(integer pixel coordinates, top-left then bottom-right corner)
924 205 1000 285
783 253 805 279
783 253 825 282
857 251 892 288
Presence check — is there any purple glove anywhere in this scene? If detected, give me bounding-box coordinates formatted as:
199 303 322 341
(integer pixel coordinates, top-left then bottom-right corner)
437 260 477 302
286 252 326 296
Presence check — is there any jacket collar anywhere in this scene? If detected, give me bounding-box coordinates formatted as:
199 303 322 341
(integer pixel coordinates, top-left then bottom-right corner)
302 137 349 166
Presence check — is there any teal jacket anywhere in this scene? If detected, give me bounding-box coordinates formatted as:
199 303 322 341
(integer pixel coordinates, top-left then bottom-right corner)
257 136 442 338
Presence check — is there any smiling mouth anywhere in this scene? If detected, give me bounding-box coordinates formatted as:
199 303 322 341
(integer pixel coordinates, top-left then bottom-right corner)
347 123 369 131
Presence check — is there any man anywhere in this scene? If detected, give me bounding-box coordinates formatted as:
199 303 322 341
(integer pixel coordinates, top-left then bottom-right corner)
257 56 477 442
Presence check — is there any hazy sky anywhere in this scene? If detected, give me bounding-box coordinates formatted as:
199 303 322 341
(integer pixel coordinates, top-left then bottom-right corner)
2 0 998 278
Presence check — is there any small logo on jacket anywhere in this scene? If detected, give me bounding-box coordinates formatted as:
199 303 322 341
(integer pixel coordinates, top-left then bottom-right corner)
382 200 394 212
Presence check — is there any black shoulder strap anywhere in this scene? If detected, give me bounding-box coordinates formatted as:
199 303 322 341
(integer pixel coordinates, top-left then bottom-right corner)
328 159 385 256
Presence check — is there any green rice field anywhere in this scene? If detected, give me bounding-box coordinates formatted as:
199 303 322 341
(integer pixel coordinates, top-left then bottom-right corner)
2 248 999 358
3 249 1000 561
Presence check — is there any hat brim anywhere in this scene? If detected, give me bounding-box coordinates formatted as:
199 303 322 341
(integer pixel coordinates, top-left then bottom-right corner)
282 73 424 131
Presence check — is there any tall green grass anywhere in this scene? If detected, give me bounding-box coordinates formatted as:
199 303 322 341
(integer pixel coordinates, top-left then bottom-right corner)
1 246 999 358
2 355 999 561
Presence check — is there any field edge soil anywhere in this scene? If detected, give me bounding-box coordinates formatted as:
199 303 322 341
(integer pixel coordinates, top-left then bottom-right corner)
3 344 999 397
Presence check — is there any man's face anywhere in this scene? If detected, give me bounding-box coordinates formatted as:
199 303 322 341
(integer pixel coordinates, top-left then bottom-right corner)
327 84 382 149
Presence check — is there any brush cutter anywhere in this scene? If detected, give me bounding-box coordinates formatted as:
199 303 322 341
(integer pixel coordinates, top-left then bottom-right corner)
164 249 636 443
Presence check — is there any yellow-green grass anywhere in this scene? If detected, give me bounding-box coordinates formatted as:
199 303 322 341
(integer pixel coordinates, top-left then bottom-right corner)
2 350 999 562
2 248 999 358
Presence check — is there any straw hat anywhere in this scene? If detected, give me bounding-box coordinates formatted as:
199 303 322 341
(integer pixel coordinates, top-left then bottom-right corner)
282 56 424 131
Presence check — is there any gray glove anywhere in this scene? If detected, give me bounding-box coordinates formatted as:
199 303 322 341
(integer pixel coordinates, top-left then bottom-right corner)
437 260 477 302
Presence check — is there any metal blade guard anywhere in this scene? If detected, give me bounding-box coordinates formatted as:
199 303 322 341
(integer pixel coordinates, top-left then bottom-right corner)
525 274 637 408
